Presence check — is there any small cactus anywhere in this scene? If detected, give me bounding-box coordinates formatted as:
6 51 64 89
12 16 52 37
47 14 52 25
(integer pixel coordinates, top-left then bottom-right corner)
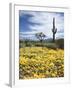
52 17 57 42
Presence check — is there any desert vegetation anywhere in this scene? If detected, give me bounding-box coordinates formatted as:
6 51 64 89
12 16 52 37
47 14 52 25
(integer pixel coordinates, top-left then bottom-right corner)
19 17 64 79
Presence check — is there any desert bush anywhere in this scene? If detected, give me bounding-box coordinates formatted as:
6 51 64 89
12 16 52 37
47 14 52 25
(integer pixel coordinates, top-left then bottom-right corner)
55 39 64 49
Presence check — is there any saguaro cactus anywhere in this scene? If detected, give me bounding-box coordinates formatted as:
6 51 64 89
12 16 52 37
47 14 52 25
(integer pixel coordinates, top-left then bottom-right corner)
52 17 57 42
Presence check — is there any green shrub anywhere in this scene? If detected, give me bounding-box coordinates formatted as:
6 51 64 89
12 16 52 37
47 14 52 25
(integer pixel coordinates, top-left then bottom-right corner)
55 39 64 49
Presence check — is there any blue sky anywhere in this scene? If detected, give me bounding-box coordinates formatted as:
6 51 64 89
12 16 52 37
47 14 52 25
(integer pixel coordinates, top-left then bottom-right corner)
19 10 64 40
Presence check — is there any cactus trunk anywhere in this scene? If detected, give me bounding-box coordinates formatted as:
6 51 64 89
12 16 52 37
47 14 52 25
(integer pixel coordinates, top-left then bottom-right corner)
53 33 55 42
52 17 57 42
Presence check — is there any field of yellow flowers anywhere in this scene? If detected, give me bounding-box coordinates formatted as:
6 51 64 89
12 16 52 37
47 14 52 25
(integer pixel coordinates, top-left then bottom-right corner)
19 47 64 79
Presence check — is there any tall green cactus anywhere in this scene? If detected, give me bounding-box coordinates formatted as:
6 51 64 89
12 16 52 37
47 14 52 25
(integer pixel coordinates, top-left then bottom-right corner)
52 17 57 42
